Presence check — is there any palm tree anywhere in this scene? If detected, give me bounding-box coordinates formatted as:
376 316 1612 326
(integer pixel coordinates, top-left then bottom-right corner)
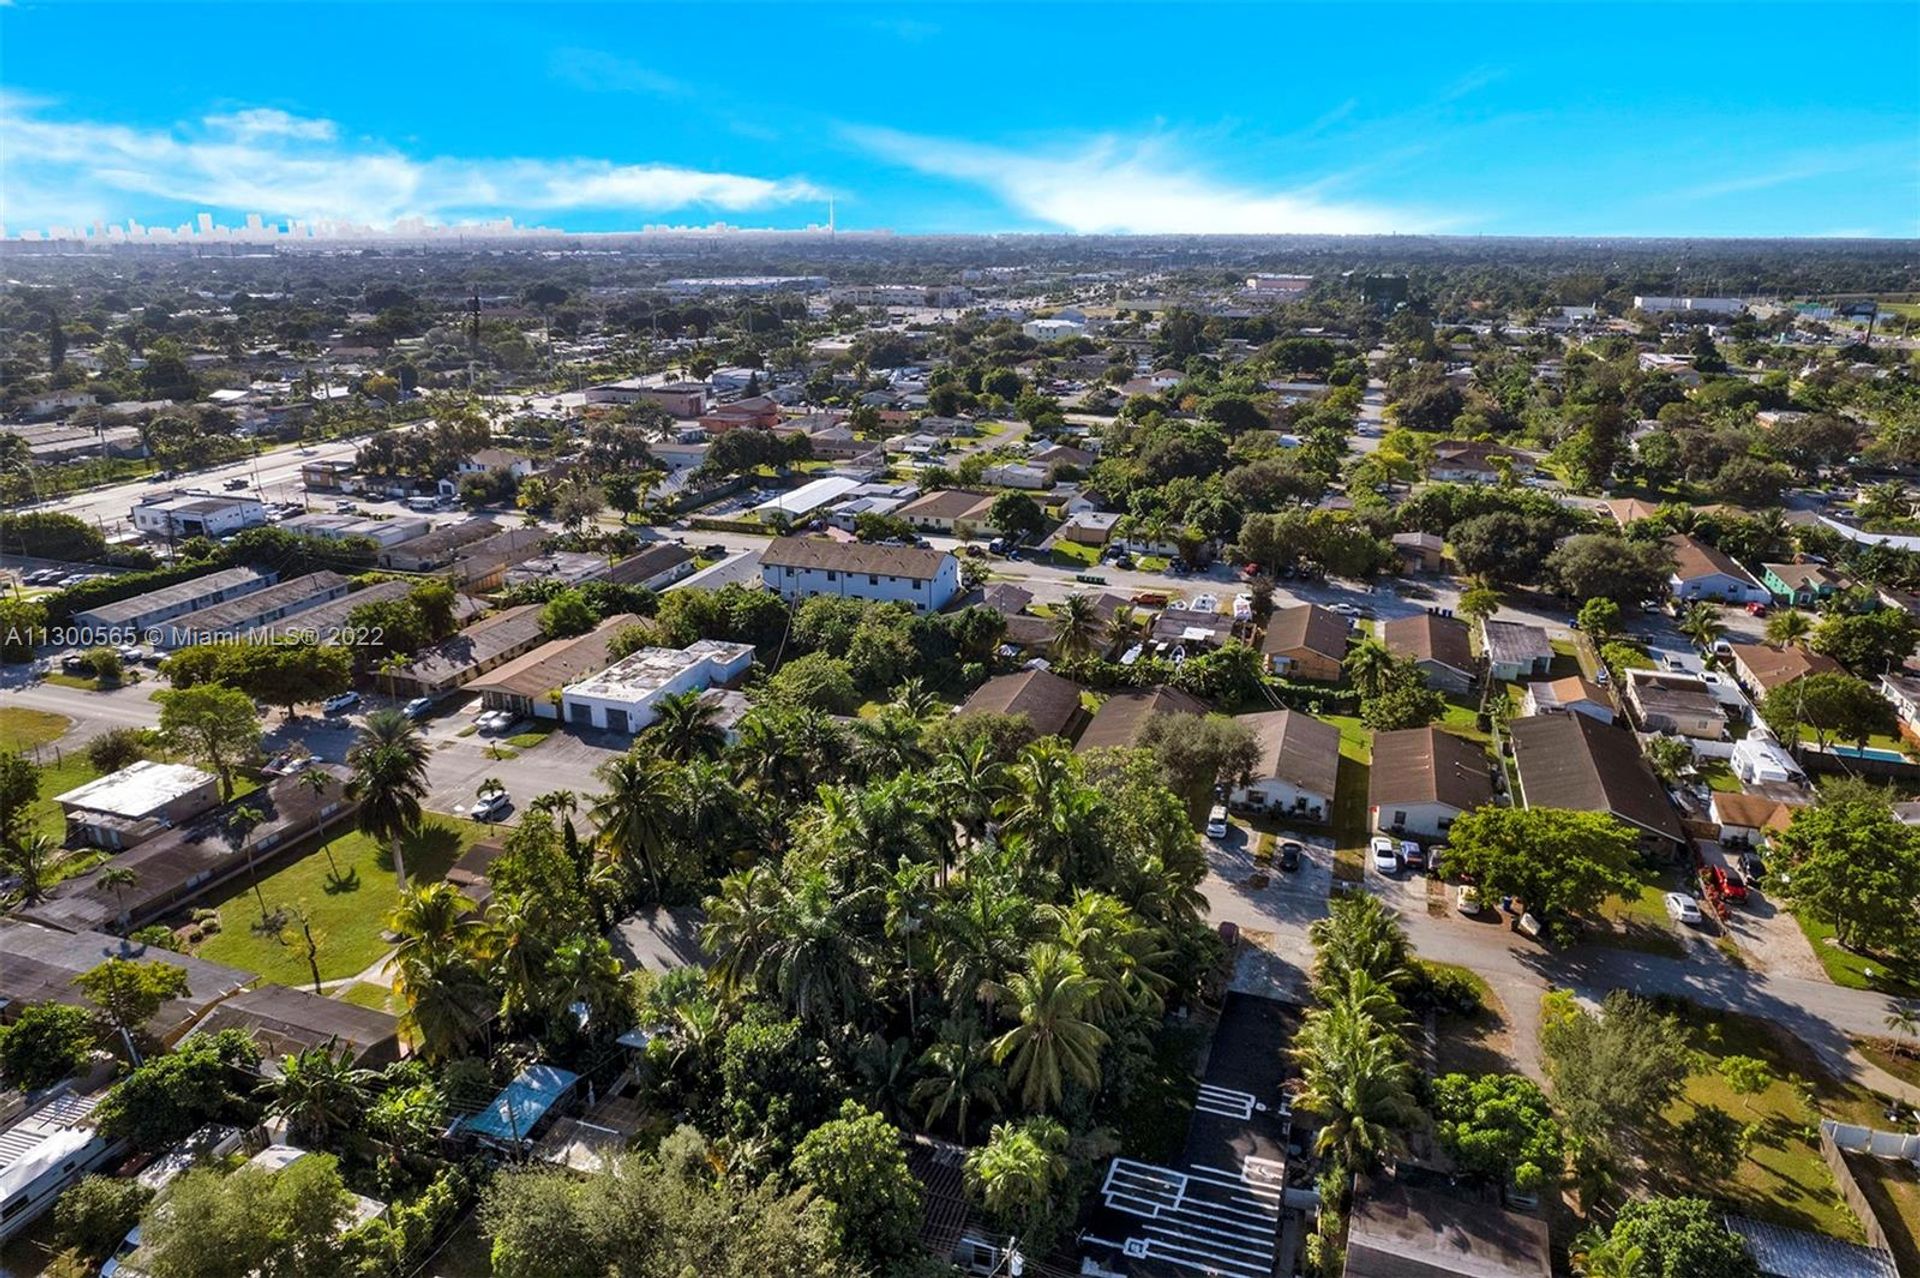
0 834 66 906
891 677 942 722
482 892 546 1023
1050 592 1107 660
1857 481 1909 527
1885 1002 1920 1057
347 709 431 891
295 767 346 881
590 750 677 900
964 1117 1070 1230
1765 608 1813 648
1571 1229 1644 1278
95 865 138 930
646 689 726 762
389 881 483 969
541 935 626 1034
991 943 1109 1112
702 865 783 994
392 947 492 1062
933 868 1033 1013
1344 637 1395 699
1677 602 1724 653
935 739 1007 852
1308 893 1410 995
855 710 928 779
268 1042 373 1149
911 1019 1003 1139
1293 1006 1422 1170
224 805 269 922
758 866 881 1033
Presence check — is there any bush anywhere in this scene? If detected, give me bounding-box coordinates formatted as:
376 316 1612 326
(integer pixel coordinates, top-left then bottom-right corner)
87 727 155 774
54 1175 151 1261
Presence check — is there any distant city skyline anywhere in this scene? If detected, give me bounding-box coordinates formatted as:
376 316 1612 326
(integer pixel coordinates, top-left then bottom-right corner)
2 2 1916 240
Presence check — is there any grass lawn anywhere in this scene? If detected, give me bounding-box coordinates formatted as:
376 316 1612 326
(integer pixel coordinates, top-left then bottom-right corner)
506 724 556 750
1856 1037 1920 1088
1323 714 1373 882
1794 912 1920 997
1140 555 1170 572
192 815 489 986
339 982 402 1014
1646 1002 1880 1243
42 672 109 691
1423 961 1518 1077
1846 1151 1920 1278
1050 540 1098 567
30 753 102 843
1439 695 1489 743
0 708 70 751
1590 864 1688 959
1698 761 1742 793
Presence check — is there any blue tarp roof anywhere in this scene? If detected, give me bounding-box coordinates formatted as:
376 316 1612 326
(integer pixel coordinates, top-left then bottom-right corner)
459 1064 578 1143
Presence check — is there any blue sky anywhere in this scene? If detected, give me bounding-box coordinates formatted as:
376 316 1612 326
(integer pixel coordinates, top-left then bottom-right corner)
3 2 1916 238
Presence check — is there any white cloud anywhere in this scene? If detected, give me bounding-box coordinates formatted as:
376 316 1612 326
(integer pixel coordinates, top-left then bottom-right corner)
0 100 822 228
845 126 1445 235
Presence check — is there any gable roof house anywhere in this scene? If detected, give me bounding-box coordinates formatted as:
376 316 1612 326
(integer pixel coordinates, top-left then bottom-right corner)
1075 686 1208 754
1666 533 1770 604
1390 530 1445 574
1369 727 1493 840
1383 613 1477 694
1229 710 1341 822
1426 440 1534 485
1480 619 1554 682
1520 675 1614 724
1261 604 1351 682
1709 791 1803 849
1509 713 1685 853
1728 642 1844 698
1761 561 1847 607
957 669 1088 742
381 605 548 699
1623 668 1729 740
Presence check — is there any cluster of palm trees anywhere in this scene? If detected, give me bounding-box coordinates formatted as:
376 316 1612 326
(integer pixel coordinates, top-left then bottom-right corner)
698 733 1208 1135
265 1042 448 1185
1293 895 1424 1179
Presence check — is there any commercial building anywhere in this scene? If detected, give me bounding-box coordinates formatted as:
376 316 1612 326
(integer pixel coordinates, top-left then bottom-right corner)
153 570 349 648
280 511 429 548
379 518 507 572
1229 709 1341 821
56 760 221 850
559 639 755 734
130 490 266 540
73 567 277 636
750 476 864 521
1369 727 1493 839
1510 713 1686 854
380 605 547 698
760 538 960 611
1632 295 1744 314
450 525 550 590
469 614 640 721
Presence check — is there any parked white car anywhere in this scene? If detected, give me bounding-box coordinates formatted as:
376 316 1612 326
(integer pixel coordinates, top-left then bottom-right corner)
1664 892 1703 925
471 789 511 822
1370 836 1401 875
321 691 360 714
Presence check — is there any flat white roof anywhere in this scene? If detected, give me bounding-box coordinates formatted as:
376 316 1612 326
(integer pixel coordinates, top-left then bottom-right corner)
56 760 215 818
565 641 753 703
751 475 861 518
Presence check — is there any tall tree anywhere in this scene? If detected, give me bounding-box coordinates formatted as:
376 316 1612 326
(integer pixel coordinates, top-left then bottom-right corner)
346 708 431 890
156 685 260 801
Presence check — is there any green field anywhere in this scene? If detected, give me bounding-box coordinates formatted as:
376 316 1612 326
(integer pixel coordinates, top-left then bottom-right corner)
1322 714 1374 882
193 815 489 987
1593 864 1688 959
0 708 70 752
1794 912 1920 997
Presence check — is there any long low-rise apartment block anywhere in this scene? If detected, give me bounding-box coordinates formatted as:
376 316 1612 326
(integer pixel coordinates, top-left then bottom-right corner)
760 537 960 611
152 570 349 648
72 566 278 637
380 604 547 698
469 614 640 720
560 639 755 734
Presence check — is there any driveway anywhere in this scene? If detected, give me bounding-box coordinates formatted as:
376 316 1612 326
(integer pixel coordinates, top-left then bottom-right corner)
1205 824 1332 1004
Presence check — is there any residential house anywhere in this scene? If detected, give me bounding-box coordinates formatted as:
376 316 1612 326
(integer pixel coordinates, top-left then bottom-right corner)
1150 607 1238 654
458 448 538 479
1728 642 1843 698
1427 440 1534 485
1761 561 1847 607
1520 676 1614 724
1481 619 1554 682
957 669 1088 742
1882 673 1920 738
0 919 251 1044
1709 792 1802 849
608 542 697 591
893 489 996 535
1368 727 1493 840
982 462 1050 490
19 769 360 935
55 761 220 850
1229 709 1340 821
1074 686 1207 754
1261 604 1350 682
1383 613 1476 694
1624 668 1729 739
760 538 961 611
1666 533 1770 604
1509 713 1686 854
381 605 548 698
379 518 505 572
1390 530 1444 574
1059 510 1123 547
190 984 402 1068
1343 1175 1550 1278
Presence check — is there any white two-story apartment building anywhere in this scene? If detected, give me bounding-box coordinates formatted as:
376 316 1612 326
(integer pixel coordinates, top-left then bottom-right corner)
760 538 960 612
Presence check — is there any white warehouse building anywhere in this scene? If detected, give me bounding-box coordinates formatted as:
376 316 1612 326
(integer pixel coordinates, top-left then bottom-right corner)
760 538 961 612
130 490 266 540
560 640 756 735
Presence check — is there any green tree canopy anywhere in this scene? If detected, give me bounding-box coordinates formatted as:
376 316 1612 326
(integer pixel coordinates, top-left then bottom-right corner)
1441 807 1639 921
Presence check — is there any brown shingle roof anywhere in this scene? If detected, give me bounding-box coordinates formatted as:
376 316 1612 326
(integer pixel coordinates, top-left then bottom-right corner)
1242 709 1341 799
1262 603 1351 661
894 489 996 522
467 614 639 701
1383 613 1474 674
1710 791 1801 833
1369 727 1492 812
1729 642 1843 691
1075 686 1208 753
1665 532 1759 587
1510 713 1684 844
760 536 950 579
958 669 1085 740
